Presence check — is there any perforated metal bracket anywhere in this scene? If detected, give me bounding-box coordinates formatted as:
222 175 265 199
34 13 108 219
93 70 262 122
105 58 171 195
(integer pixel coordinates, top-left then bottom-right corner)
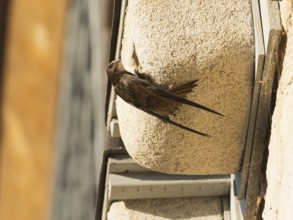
100 155 241 220
239 0 266 200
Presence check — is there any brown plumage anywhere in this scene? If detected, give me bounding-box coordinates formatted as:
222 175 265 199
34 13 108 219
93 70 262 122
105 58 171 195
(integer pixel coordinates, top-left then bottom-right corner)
107 60 222 137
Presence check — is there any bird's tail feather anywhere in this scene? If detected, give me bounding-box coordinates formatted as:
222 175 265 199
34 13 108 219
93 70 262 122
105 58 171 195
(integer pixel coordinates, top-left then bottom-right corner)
156 87 223 116
141 109 210 137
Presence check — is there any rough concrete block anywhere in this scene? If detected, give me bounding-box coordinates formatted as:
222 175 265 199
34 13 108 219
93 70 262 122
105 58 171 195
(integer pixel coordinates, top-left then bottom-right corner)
117 0 255 174
107 197 223 220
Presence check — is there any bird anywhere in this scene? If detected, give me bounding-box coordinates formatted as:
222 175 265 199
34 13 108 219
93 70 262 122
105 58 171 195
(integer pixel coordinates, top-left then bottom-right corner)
106 60 222 137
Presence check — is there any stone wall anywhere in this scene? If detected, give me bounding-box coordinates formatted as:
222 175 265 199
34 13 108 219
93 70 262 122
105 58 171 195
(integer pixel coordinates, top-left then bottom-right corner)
263 1 293 219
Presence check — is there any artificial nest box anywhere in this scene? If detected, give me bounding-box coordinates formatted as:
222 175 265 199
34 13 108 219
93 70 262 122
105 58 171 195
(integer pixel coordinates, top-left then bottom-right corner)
107 0 256 175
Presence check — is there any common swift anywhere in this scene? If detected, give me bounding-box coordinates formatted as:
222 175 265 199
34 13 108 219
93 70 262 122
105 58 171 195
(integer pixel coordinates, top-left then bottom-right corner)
107 60 222 137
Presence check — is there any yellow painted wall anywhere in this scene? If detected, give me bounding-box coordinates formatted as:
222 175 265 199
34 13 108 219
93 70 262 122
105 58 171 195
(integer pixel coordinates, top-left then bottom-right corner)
0 0 67 220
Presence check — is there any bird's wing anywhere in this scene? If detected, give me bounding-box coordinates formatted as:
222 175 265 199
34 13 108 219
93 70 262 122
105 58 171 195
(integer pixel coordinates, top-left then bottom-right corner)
168 80 198 97
127 78 180 117
134 70 153 83
140 108 210 137
149 85 223 116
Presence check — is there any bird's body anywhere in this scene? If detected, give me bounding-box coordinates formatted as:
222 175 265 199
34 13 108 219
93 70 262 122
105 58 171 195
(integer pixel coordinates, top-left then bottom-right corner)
107 60 222 136
114 74 176 117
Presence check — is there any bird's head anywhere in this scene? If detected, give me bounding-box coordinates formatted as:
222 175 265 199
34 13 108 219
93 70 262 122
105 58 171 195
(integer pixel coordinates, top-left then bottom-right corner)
107 60 126 84
107 60 125 74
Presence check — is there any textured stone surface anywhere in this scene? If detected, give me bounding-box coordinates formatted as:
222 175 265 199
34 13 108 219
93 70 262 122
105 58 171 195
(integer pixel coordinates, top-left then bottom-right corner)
117 0 254 174
108 197 223 220
263 1 293 219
